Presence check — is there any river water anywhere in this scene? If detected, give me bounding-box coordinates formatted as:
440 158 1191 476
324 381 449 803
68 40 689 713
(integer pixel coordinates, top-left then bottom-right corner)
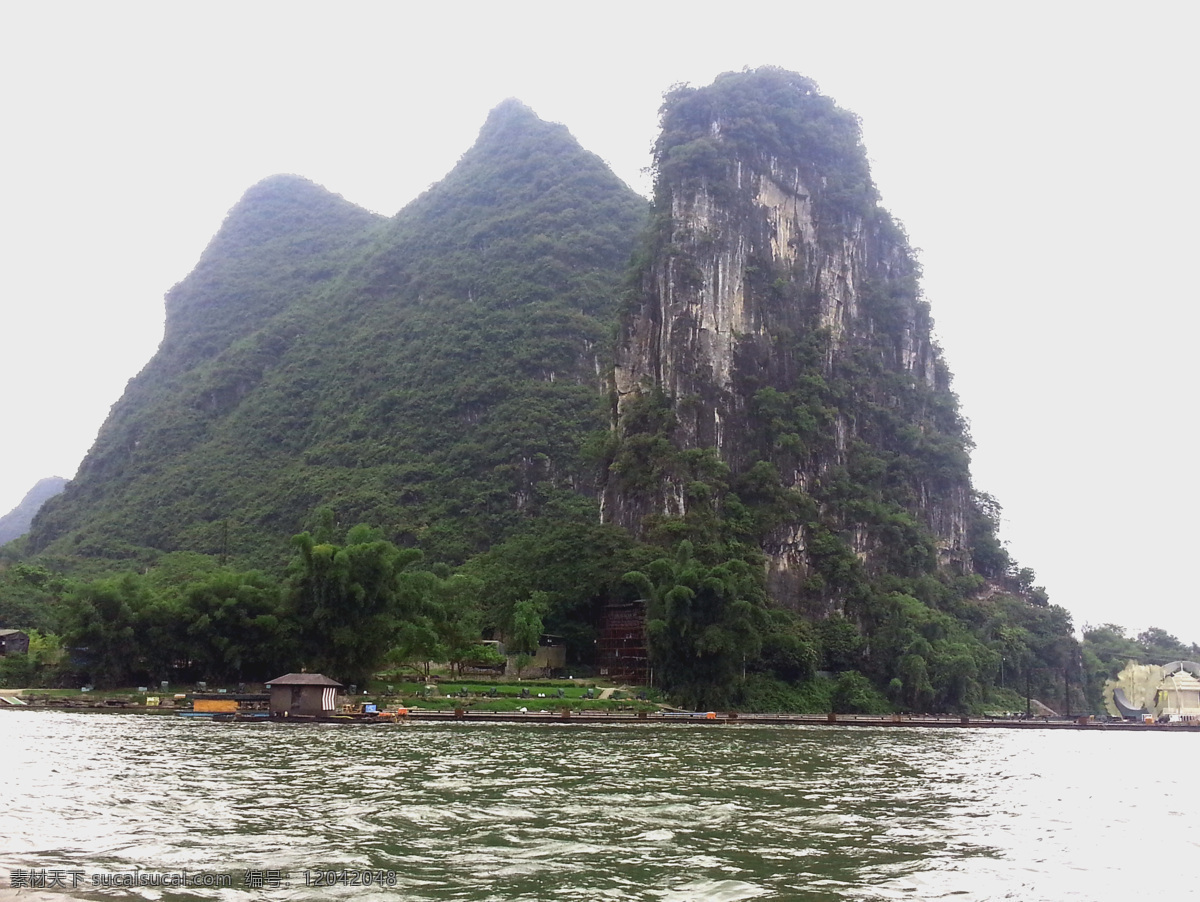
0 711 1194 901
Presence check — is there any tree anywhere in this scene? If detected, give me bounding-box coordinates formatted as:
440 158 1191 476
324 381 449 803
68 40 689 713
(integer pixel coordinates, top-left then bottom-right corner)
1135 627 1194 664
178 571 294 681
464 518 639 665
508 592 547 678
0 563 67 633
1082 624 1142 676
831 671 884 714
756 610 819 683
391 616 443 677
625 541 767 709
992 623 1033 690
896 651 934 711
59 575 148 686
432 573 486 677
288 525 424 684
815 614 864 671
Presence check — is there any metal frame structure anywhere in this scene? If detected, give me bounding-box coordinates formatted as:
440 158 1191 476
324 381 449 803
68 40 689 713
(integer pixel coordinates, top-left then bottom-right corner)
597 599 649 684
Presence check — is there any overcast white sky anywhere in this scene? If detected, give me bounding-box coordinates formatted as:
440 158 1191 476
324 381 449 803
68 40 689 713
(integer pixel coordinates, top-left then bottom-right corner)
2 2 1197 643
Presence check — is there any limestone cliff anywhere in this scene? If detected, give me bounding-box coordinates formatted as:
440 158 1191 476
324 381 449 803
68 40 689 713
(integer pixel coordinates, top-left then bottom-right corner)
605 69 977 613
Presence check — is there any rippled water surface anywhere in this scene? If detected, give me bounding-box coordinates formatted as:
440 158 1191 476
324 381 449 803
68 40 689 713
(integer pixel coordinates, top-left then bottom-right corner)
0 712 1195 901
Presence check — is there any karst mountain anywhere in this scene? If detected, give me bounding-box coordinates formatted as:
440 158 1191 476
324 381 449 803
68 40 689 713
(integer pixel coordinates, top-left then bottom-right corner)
20 69 1072 711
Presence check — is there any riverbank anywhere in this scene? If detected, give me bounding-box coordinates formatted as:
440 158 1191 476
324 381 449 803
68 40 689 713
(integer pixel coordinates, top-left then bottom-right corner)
329 709 1200 731
5 703 1197 731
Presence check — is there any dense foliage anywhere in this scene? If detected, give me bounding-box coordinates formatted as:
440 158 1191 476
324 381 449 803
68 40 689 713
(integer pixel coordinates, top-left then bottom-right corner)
3 534 1194 715
3 520 509 688
655 68 876 221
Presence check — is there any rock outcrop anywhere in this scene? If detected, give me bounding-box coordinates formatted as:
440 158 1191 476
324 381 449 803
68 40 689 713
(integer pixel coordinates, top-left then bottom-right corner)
605 69 975 612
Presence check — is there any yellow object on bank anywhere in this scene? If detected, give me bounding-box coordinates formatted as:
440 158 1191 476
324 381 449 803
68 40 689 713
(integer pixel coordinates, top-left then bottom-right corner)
194 699 239 713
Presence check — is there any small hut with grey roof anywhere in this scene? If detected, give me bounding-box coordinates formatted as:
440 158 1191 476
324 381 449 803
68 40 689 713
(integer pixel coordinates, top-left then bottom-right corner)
265 673 343 717
0 630 29 656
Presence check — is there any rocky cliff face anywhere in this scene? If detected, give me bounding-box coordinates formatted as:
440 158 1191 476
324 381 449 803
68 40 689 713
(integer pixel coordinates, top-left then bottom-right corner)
605 69 974 613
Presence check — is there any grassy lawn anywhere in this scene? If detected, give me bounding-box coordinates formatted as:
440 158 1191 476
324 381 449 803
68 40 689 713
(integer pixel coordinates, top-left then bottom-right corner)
361 678 661 712
10 678 664 713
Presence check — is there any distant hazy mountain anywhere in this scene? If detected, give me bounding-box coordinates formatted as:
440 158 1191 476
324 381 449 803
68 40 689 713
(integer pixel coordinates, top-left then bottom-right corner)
0 477 68 545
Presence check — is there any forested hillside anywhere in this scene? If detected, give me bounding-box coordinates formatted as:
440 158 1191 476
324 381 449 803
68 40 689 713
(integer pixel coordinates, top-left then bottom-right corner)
28 100 648 568
28 175 386 564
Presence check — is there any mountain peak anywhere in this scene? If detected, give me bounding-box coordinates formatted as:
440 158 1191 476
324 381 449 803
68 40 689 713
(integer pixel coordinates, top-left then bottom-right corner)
155 174 383 368
488 96 537 119
483 97 540 126
473 98 564 150
246 171 325 194
203 175 379 257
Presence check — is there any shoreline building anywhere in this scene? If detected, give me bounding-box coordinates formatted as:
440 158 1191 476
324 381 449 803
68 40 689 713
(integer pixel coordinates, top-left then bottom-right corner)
1107 661 1200 721
265 673 343 718
0 630 30 656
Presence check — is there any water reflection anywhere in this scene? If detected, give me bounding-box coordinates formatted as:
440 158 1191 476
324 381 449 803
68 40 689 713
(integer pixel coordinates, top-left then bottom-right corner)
0 712 1194 901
